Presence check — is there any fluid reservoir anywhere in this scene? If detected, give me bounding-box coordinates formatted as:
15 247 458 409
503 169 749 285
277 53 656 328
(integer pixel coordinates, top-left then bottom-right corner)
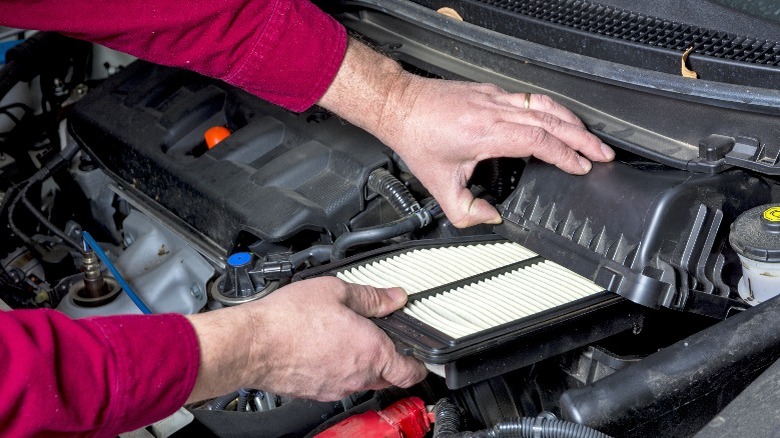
729 204 780 305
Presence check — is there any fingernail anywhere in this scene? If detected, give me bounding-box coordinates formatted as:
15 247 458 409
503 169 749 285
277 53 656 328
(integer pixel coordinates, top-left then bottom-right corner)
387 287 408 303
578 155 592 173
601 143 615 160
486 213 503 225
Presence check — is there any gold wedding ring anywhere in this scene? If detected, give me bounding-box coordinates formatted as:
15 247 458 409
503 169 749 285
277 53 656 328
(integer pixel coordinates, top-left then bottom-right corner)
524 93 532 110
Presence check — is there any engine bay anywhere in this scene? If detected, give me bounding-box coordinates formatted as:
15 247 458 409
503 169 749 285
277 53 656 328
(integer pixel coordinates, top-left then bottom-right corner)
3 1 780 436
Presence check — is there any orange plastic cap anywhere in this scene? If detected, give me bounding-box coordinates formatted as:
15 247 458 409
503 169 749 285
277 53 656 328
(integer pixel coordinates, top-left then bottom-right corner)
204 126 231 149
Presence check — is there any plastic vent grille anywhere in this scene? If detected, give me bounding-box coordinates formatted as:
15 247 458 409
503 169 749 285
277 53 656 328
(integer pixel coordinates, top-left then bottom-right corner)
462 0 780 66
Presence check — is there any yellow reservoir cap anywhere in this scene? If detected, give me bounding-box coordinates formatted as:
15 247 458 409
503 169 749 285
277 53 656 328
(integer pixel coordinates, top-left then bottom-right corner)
762 206 780 222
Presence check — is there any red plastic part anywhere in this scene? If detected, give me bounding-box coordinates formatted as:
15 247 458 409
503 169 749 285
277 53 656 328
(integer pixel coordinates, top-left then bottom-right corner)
315 397 431 438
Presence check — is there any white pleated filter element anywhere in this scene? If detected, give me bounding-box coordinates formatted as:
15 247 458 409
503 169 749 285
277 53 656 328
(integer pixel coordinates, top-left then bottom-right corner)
404 261 603 339
336 242 536 294
335 241 603 339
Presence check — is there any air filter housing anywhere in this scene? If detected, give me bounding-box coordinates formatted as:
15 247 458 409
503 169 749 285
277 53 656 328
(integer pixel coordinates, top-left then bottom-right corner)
495 158 770 317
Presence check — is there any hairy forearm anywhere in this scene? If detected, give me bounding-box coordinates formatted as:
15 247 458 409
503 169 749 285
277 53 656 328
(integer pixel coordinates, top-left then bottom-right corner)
184 307 262 403
317 38 410 143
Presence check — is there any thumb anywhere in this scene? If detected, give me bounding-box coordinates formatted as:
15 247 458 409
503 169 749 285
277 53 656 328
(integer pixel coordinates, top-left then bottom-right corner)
462 197 503 228
342 284 408 318
443 187 502 228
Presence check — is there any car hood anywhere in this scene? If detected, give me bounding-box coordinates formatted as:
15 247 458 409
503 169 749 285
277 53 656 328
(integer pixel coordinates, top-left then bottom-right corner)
331 0 780 175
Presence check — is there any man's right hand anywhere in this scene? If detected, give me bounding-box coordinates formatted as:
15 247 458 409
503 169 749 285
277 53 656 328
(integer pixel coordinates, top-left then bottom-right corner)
185 277 427 403
318 39 614 229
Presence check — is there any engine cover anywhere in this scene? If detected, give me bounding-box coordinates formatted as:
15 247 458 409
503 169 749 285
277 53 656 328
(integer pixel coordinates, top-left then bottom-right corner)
69 62 391 249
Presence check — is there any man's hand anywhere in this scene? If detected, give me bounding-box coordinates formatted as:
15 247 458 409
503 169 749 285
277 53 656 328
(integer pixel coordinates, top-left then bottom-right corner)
377 77 614 227
185 278 427 403
318 39 615 228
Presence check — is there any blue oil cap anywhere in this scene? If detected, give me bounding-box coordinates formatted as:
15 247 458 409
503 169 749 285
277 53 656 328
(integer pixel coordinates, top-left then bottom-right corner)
227 252 252 267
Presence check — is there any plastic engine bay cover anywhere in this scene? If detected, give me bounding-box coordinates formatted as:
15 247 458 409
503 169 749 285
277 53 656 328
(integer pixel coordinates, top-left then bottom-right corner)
68 61 392 249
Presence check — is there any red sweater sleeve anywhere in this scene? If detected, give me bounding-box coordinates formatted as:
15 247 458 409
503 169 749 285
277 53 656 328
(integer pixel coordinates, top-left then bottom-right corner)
0 310 199 437
0 0 348 112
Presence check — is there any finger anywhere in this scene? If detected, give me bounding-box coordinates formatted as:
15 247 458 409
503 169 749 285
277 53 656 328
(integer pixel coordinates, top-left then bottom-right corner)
342 283 408 318
486 121 591 174
500 93 583 127
462 198 502 227
492 110 609 163
529 94 586 127
497 95 615 162
496 122 592 175
439 189 501 228
365 377 393 391
529 116 608 162
524 97 615 161
426 167 501 228
380 345 429 388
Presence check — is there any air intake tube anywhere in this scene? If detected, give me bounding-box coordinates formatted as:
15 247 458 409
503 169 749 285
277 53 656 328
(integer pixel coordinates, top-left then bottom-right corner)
367 168 420 216
330 207 433 260
291 171 439 264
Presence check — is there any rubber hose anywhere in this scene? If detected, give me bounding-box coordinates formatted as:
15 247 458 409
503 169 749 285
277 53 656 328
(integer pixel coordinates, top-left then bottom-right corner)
367 168 420 216
209 391 239 411
432 399 482 438
237 388 251 412
486 159 504 199
7 182 34 248
192 398 344 437
11 139 83 251
432 399 611 438
490 418 612 438
292 201 439 265
290 245 332 267
331 210 429 260
0 183 23 226
54 139 82 166
21 195 82 251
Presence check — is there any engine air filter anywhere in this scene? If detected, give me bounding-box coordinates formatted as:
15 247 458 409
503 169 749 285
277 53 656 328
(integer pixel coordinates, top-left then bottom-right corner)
336 241 536 295
401 260 603 339
297 237 642 388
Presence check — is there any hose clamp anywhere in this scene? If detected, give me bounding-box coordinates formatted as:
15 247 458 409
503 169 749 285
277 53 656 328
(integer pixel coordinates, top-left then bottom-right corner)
415 208 433 227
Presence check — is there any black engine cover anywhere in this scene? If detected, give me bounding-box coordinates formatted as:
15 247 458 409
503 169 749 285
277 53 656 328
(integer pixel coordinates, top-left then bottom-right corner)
69 62 391 250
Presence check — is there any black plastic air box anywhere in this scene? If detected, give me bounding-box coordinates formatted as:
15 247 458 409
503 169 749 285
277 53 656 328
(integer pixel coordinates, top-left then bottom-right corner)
495 157 770 317
69 62 392 250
